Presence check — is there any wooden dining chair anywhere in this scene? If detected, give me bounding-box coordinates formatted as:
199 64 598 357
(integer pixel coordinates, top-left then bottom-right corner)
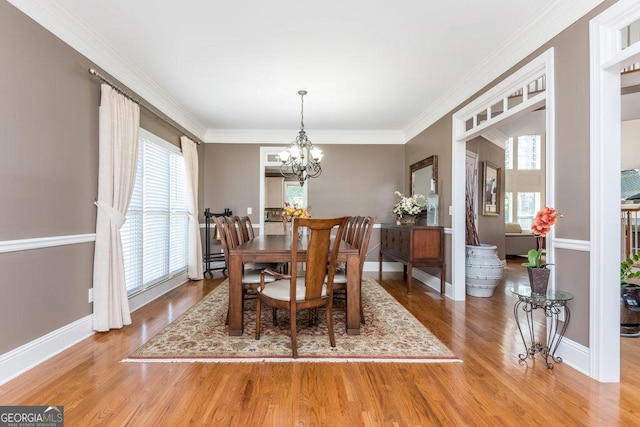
341 216 354 241
344 216 364 245
240 216 255 240
226 215 249 244
213 216 277 324
255 216 347 358
332 215 377 324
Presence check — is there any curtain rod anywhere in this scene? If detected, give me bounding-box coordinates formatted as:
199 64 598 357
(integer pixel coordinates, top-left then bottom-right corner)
88 68 202 145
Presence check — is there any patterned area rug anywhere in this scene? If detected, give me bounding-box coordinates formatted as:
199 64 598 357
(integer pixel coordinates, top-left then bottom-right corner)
124 277 460 363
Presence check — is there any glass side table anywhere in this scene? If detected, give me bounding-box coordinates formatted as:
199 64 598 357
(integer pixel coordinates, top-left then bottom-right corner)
511 285 574 369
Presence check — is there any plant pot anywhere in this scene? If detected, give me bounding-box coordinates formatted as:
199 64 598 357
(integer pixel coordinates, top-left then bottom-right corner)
465 244 503 297
397 216 416 225
621 284 640 336
527 267 550 294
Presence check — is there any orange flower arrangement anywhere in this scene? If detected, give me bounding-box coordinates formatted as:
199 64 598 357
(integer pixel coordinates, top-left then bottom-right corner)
531 207 560 237
523 207 562 268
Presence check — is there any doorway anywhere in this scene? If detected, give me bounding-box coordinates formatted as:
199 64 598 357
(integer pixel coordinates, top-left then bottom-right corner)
452 49 555 303
590 0 640 383
259 146 308 234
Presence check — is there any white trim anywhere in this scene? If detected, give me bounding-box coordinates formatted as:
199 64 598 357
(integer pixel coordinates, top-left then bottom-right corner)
0 315 93 386
589 0 640 383
0 234 96 254
452 49 556 303
7 0 602 146
128 273 188 312
0 272 189 386
412 269 451 295
205 129 405 145
481 129 509 149
404 0 603 142
6 0 207 141
555 337 591 377
554 238 591 252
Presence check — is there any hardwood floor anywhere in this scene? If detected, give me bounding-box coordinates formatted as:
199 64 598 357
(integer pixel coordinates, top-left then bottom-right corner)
0 260 638 425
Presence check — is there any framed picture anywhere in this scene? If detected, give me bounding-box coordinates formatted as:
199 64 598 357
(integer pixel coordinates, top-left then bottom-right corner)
482 161 501 216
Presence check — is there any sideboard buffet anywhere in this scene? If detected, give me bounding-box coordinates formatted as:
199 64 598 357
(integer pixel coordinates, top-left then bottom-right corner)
379 223 445 294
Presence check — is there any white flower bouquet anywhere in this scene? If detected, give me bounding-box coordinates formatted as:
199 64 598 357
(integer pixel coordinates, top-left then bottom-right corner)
393 191 425 218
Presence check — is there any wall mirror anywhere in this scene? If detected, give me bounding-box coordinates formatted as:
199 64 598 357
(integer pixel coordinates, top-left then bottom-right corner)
482 161 501 216
410 155 438 206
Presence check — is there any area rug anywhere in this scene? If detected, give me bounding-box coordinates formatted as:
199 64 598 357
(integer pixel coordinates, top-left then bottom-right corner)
123 277 460 363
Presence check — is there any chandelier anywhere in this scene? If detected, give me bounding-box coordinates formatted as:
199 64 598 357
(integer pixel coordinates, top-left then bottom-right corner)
278 90 323 186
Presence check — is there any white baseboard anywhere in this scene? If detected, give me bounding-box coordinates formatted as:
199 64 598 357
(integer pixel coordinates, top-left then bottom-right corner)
0 266 589 386
368 261 451 294
412 268 451 294
555 336 590 376
128 272 189 312
364 261 402 272
0 273 189 386
0 315 93 386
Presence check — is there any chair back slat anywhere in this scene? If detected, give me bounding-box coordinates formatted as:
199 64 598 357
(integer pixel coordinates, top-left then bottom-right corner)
224 216 242 246
241 216 255 240
212 216 230 259
342 216 354 241
356 216 377 271
291 217 347 302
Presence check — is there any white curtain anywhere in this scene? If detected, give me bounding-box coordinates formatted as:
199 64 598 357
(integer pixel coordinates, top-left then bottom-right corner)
181 136 204 280
92 84 140 332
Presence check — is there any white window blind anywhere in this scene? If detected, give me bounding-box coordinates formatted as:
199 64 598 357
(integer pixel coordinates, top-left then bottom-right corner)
121 128 188 296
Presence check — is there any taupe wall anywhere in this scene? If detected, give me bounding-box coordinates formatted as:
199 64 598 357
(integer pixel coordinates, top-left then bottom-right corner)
1 0 618 357
0 2 99 354
404 0 617 346
467 137 506 260
0 1 195 355
404 115 454 280
203 143 405 262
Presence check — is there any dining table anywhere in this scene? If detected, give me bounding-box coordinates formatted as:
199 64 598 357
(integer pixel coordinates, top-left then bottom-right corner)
227 234 362 336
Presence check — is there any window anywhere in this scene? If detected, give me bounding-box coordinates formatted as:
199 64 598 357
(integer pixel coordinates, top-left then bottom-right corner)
284 181 304 207
505 138 513 170
121 128 188 296
517 135 541 170
516 192 540 230
504 192 513 223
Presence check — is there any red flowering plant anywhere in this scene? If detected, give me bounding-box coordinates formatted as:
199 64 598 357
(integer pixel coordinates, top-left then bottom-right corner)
522 207 562 268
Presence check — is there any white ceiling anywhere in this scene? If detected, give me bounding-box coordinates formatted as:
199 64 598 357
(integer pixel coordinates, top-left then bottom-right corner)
10 0 603 143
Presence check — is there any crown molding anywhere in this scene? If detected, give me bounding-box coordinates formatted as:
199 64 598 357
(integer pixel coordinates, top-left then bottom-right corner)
481 129 508 149
204 129 406 144
403 0 604 142
10 0 602 145
7 0 208 140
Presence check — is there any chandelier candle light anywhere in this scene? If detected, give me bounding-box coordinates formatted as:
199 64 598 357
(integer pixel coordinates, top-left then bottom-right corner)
278 90 323 187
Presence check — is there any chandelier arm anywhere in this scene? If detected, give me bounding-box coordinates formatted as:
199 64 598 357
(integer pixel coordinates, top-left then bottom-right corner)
278 89 320 187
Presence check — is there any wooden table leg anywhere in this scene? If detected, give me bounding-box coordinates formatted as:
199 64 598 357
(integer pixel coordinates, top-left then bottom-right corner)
407 263 413 294
228 253 243 336
346 252 361 335
440 264 446 295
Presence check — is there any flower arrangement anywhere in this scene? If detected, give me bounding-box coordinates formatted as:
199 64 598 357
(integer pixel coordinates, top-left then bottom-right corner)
282 203 311 221
522 207 562 268
393 191 425 218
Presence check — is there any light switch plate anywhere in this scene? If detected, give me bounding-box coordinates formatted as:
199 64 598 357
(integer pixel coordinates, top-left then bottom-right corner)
247 207 252 214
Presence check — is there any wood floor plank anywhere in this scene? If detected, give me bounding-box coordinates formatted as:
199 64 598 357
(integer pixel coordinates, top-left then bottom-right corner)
0 260 638 425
